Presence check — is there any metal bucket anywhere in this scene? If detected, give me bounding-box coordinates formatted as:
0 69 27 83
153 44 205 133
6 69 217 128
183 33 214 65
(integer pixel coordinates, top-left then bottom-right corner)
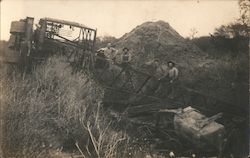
174 106 225 149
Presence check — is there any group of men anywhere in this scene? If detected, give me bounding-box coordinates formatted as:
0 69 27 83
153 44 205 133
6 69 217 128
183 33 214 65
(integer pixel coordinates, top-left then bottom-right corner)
96 43 131 67
152 58 179 97
95 43 179 96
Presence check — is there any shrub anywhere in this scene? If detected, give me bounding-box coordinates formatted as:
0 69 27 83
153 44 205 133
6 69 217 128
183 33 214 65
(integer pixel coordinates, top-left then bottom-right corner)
1 55 135 157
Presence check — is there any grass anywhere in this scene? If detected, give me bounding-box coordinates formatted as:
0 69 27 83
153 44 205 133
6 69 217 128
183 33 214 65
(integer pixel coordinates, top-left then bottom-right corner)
0 48 248 157
1 55 149 158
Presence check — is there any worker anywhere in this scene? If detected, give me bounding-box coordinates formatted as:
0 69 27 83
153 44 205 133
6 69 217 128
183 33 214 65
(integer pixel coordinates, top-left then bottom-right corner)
95 49 108 69
152 58 160 69
121 47 131 66
121 47 133 88
145 58 165 95
102 43 118 64
97 43 117 79
156 60 178 82
166 60 179 83
165 60 179 98
155 60 179 98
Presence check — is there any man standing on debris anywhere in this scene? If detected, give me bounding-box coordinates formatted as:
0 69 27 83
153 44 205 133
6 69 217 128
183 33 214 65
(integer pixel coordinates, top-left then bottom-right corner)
165 60 179 83
102 43 118 64
121 47 133 85
121 47 131 66
95 49 109 69
147 58 167 95
155 60 179 98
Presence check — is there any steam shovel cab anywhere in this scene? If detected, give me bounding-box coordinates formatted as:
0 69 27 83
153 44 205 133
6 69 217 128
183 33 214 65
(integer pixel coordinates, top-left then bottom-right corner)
3 17 34 69
3 17 97 72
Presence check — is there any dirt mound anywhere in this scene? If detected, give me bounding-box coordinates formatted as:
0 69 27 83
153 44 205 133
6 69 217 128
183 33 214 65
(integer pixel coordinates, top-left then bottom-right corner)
116 21 184 48
110 20 247 112
114 20 208 83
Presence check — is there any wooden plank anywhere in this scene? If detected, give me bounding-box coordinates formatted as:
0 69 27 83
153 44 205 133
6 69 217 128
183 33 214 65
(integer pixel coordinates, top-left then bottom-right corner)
136 76 152 93
126 102 179 117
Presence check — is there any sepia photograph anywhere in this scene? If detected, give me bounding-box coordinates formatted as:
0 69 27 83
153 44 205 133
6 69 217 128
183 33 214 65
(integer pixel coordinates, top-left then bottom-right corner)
0 0 249 157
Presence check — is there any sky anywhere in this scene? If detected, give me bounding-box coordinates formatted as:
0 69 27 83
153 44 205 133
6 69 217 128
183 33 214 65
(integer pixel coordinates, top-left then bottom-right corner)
0 0 240 40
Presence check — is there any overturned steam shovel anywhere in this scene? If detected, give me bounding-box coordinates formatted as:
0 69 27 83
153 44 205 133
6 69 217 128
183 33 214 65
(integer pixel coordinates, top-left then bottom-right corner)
159 106 225 152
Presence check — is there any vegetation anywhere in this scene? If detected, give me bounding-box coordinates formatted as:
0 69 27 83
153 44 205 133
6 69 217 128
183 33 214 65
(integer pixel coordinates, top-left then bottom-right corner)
0 1 248 157
1 56 150 158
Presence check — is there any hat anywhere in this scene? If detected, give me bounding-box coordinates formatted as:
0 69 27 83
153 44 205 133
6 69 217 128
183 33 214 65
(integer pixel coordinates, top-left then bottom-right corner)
154 58 160 62
97 48 104 52
123 47 129 51
167 60 176 65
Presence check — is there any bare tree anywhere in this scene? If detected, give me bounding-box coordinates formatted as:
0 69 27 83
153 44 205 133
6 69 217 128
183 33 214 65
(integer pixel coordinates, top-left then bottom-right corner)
189 28 198 39
238 0 250 26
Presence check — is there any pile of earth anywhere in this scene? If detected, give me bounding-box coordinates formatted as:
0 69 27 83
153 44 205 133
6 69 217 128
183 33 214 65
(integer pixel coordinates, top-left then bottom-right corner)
109 21 247 108
98 20 247 116
113 21 211 84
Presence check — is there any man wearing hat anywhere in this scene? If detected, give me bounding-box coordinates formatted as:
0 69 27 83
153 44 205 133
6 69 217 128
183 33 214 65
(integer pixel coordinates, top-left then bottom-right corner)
165 60 179 98
155 60 179 98
95 49 109 69
103 43 118 63
121 47 134 87
121 47 131 66
167 60 179 83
